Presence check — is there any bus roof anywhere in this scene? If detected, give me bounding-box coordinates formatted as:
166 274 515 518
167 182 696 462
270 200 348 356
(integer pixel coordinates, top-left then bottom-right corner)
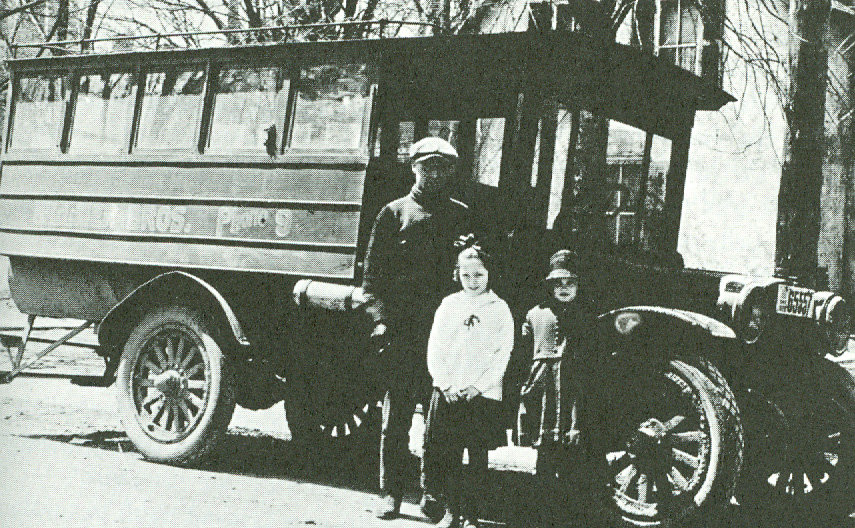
7 30 734 134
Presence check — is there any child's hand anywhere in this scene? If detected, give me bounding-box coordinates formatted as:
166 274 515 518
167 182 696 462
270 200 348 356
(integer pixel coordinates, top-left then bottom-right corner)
460 385 481 401
443 389 461 403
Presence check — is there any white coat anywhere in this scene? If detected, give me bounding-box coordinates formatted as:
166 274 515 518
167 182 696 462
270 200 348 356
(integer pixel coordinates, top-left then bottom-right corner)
426 289 514 401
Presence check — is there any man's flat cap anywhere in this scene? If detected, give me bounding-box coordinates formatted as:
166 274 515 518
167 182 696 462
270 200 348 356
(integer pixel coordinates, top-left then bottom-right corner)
409 137 458 163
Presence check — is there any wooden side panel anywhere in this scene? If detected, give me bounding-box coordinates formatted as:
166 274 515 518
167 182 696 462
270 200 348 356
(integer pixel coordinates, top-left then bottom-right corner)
0 161 365 203
0 159 366 279
0 232 355 278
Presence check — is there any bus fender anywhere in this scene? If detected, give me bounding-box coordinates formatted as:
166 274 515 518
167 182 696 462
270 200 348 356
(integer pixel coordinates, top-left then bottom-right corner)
597 305 736 362
98 271 250 353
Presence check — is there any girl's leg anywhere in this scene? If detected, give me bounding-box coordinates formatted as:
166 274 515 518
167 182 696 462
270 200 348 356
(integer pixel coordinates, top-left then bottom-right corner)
461 446 488 526
442 423 465 527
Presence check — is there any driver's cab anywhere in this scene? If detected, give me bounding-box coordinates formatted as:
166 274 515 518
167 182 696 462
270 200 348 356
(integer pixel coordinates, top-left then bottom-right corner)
359 31 729 309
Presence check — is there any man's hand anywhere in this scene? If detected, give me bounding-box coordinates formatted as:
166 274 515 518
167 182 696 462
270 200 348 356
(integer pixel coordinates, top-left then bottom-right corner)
371 323 388 339
564 429 581 446
459 385 480 402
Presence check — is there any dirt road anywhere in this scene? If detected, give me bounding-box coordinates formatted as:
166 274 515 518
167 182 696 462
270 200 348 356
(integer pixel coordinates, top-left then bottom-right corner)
0 377 442 528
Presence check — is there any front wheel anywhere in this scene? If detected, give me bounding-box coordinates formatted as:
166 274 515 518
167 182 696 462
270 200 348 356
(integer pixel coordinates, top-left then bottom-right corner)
593 359 743 527
115 306 236 465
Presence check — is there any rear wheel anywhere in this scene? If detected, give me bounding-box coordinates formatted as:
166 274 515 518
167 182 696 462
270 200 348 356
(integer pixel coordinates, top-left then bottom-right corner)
115 306 235 465
596 359 742 527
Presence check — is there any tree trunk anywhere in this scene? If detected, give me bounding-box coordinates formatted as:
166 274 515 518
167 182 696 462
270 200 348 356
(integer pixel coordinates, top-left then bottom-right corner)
775 0 831 284
82 0 101 51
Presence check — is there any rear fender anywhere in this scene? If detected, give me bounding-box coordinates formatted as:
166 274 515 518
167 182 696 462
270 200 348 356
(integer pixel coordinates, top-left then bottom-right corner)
98 271 250 354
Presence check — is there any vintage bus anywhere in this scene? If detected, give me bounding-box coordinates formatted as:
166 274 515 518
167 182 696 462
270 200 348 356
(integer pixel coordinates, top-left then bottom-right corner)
1 22 852 526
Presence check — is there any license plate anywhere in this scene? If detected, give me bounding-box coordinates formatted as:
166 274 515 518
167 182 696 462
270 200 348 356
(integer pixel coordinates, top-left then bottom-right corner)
776 284 814 318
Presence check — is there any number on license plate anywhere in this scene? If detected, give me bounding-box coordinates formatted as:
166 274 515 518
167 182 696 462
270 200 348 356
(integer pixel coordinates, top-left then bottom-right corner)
776 284 814 318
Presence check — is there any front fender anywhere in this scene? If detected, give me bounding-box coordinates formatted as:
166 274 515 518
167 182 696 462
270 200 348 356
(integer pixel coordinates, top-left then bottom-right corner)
597 306 736 362
98 271 250 352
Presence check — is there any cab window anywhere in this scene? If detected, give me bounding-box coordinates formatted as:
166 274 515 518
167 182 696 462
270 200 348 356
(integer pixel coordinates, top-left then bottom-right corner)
9 73 70 151
208 65 290 154
70 71 138 153
541 108 672 253
289 62 372 150
136 67 206 151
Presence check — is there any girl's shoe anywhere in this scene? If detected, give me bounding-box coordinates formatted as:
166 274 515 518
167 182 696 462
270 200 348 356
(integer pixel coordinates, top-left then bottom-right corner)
374 494 401 519
461 518 481 528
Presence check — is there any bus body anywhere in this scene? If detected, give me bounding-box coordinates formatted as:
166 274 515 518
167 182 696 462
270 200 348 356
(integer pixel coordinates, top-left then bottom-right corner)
2 28 852 526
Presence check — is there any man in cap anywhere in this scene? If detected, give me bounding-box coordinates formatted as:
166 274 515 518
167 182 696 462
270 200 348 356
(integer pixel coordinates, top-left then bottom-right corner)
362 136 471 519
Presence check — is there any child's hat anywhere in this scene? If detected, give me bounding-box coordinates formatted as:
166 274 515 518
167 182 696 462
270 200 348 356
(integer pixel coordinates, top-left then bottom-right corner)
544 249 579 282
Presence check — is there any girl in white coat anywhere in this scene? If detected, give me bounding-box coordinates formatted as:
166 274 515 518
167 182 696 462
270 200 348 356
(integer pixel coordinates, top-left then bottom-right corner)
421 245 514 528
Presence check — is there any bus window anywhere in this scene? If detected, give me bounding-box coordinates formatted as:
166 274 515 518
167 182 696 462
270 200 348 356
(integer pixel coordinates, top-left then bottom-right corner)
289 63 372 150
9 73 70 151
428 120 460 149
603 120 646 247
395 120 461 162
209 66 289 154
601 120 671 251
70 71 138 153
474 118 504 187
397 121 415 162
544 111 672 254
136 68 206 151
639 134 671 251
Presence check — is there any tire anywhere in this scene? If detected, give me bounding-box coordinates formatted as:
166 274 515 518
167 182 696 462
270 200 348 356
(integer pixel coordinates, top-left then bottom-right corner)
283 309 383 445
594 358 743 527
736 358 855 521
284 379 382 445
115 306 236 465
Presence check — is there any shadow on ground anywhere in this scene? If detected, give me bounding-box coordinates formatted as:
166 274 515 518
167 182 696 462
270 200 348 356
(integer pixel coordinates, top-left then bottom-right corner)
21 431 855 528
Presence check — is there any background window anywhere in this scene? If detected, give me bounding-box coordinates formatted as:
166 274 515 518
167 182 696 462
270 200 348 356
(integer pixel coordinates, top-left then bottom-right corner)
209 66 289 154
136 68 206 151
70 72 138 153
656 0 722 85
10 73 70 150
289 63 372 150
474 118 505 187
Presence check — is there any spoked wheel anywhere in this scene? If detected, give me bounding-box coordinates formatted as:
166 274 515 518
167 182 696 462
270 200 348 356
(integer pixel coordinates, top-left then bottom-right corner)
116 306 235 465
285 382 383 443
737 360 855 520
284 310 385 446
599 359 742 527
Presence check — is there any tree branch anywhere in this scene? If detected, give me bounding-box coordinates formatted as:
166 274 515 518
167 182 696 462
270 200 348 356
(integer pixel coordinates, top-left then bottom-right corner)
0 0 50 21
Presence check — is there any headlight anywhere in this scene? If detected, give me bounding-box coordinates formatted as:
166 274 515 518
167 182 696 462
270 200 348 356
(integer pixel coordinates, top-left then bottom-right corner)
738 289 771 344
814 293 850 356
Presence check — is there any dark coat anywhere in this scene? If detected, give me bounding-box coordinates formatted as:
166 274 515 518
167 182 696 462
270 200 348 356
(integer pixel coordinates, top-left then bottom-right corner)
520 298 598 361
361 188 470 325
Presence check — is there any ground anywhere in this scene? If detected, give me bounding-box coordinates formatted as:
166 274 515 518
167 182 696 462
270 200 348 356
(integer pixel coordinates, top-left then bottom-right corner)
1 299 854 527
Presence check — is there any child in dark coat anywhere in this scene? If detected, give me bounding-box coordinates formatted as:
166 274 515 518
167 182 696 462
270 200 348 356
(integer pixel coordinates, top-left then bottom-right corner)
519 249 597 526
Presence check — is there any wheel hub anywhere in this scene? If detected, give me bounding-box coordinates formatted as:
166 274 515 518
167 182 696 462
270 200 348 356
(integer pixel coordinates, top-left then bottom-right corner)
152 370 185 399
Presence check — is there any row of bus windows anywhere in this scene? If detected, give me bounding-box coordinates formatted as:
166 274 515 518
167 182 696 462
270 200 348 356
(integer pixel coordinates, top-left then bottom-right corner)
8 62 373 154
